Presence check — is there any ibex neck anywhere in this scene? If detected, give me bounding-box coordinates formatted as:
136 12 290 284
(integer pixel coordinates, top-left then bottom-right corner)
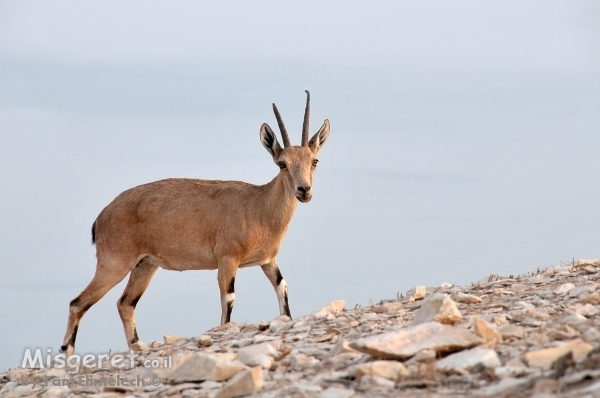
260 173 298 226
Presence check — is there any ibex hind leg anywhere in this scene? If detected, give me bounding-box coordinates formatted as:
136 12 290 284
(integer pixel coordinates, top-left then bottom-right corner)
261 259 292 319
61 259 131 356
117 261 158 348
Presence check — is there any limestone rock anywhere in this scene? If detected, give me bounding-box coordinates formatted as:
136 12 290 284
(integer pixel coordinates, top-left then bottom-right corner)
412 294 462 325
315 300 345 318
197 334 213 347
562 313 588 325
350 321 484 360
477 377 531 396
162 353 245 382
318 386 356 398
524 341 593 369
269 316 293 333
329 338 359 356
407 286 427 300
405 349 437 364
214 366 263 398
130 341 149 352
554 283 575 294
568 284 596 298
348 360 408 380
236 342 278 369
474 318 502 347
436 347 501 372
455 292 483 304
498 324 526 339
359 375 396 388
150 340 163 348
164 334 182 345
372 302 403 313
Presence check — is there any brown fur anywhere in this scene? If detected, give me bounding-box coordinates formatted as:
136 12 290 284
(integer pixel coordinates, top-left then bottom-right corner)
60 94 330 355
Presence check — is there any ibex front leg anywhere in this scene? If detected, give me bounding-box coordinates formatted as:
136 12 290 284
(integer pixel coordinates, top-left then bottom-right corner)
261 259 292 318
217 257 238 324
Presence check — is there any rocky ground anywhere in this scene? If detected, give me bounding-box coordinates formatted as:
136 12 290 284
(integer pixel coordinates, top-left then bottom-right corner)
2 259 600 398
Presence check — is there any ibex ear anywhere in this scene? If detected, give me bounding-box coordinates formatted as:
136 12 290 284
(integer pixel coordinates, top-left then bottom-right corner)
260 123 283 161
308 119 330 154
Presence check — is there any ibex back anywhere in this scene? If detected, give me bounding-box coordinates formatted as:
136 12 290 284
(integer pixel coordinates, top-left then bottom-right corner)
61 91 330 355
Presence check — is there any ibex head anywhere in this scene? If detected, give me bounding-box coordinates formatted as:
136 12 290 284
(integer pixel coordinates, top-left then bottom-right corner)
260 91 330 203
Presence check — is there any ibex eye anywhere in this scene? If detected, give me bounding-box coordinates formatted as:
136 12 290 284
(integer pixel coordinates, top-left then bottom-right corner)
312 160 319 167
278 162 286 169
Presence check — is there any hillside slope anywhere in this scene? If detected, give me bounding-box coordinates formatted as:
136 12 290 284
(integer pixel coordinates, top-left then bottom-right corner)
2 260 600 397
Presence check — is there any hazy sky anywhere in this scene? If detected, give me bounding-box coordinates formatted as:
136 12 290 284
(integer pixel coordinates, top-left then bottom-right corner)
1 1 599 371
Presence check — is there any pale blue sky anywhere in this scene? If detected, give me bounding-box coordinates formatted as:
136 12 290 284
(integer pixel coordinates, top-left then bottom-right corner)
1 1 599 371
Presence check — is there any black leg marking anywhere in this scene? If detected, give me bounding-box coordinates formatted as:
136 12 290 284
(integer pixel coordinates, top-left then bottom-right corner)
71 296 92 313
275 268 283 285
227 277 235 294
130 294 142 308
119 295 127 305
226 301 233 323
64 324 79 349
130 329 139 345
284 293 291 318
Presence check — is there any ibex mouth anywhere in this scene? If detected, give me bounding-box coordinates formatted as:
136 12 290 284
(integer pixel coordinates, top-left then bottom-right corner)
296 194 312 203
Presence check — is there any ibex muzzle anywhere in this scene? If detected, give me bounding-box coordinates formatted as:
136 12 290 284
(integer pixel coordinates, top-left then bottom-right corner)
60 91 330 356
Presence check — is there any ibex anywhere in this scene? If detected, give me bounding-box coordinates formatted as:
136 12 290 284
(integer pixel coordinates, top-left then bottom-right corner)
60 91 330 355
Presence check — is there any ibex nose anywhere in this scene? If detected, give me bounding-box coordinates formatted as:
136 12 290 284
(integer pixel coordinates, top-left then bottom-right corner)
297 185 311 193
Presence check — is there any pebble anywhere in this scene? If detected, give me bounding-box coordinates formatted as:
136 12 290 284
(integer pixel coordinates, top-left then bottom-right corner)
315 300 345 318
455 292 483 304
436 347 500 372
161 353 245 382
163 334 182 345
348 360 408 380
197 334 213 347
412 294 463 325
214 366 263 398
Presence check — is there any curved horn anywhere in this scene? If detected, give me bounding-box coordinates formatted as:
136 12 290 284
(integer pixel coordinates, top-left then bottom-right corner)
302 90 310 146
272 103 291 148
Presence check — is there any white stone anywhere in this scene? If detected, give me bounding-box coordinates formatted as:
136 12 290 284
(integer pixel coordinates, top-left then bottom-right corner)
569 284 596 298
562 313 588 325
412 294 462 325
407 286 427 300
350 321 483 360
318 386 356 398
150 340 163 348
348 360 408 380
214 366 263 398
164 334 182 345
130 341 149 352
269 316 293 333
581 380 600 394
477 377 530 396
455 292 483 304
554 283 575 294
524 341 593 369
41 386 70 398
436 347 501 372
198 334 213 347
235 344 277 369
315 300 346 318
161 353 244 382
575 304 600 317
